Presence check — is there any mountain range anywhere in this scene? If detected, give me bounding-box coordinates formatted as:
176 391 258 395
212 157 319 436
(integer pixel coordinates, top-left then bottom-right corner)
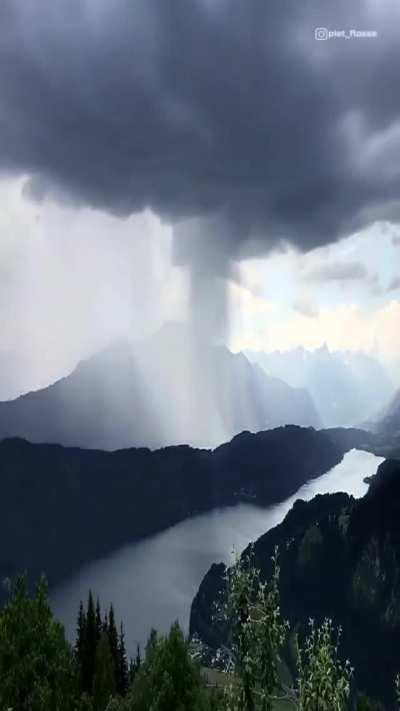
0 324 321 450
246 345 394 428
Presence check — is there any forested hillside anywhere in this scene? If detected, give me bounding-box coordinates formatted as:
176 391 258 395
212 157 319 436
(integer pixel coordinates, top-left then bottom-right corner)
190 457 400 707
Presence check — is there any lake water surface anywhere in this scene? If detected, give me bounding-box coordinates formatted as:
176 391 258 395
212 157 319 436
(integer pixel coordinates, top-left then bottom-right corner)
51 448 384 654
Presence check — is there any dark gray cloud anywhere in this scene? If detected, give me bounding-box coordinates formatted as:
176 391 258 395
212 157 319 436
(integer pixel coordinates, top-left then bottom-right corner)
305 261 369 283
1 0 400 266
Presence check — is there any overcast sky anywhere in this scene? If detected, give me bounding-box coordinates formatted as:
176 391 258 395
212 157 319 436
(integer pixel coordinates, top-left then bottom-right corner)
1 0 400 392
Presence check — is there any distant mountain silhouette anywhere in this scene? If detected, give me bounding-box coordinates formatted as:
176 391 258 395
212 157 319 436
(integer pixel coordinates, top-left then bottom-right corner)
190 456 400 707
0 324 321 450
0 426 349 605
246 345 394 428
368 388 400 439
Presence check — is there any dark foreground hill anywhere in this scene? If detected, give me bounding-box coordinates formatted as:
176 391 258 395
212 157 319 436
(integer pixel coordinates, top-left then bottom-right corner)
190 457 400 708
0 325 321 450
0 426 348 605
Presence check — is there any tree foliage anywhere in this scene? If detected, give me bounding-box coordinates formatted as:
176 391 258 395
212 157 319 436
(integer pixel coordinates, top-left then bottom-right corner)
217 548 353 711
75 593 129 702
0 575 79 711
217 547 288 711
0 562 391 711
93 632 116 711
123 622 215 711
296 618 352 711
356 692 385 710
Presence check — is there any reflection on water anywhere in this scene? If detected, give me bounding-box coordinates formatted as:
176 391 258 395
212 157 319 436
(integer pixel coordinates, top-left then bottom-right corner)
51 448 383 654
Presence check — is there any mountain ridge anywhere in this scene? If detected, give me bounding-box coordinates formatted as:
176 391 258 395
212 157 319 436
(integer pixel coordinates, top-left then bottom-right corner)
0 326 321 450
246 345 394 428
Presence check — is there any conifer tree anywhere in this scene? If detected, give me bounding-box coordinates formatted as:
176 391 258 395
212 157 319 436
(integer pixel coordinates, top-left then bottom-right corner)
108 604 119 684
128 657 137 686
135 644 141 674
92 632 116 711
117 621 129 695
76 601 86 656
103 610 109 634
76 600 87 689
95 598 102 644
81 590 97 693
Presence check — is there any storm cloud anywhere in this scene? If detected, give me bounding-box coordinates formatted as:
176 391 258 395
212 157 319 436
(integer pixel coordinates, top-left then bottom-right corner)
1 0 400 266
306 261 369 283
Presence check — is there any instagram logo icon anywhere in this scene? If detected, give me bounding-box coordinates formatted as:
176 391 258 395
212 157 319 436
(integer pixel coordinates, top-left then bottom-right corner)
315 27 328 41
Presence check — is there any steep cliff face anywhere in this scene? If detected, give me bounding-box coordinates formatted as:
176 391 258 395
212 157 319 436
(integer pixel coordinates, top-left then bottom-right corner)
190 459 400 707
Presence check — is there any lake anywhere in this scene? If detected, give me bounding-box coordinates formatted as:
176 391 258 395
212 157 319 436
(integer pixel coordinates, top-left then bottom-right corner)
51 448 384 655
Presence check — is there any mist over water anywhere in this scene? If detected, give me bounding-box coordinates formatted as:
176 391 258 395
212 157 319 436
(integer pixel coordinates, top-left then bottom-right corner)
51 448 384 655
